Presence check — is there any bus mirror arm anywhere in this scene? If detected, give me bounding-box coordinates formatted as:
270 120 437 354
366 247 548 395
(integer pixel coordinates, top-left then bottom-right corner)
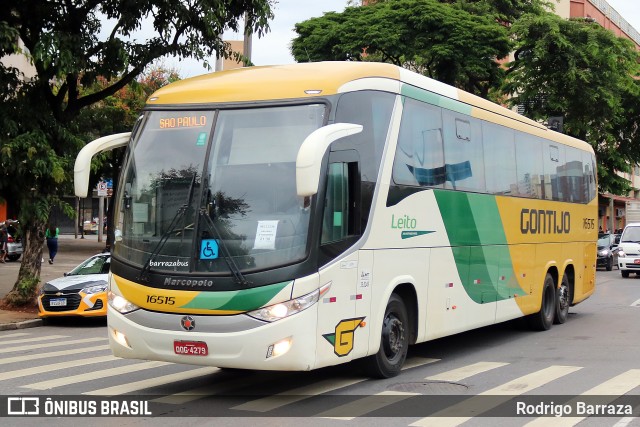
295 123 363 197
74 133 131 198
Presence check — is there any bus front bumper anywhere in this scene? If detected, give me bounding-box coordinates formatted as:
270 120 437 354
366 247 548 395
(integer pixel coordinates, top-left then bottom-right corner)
107 305 318 371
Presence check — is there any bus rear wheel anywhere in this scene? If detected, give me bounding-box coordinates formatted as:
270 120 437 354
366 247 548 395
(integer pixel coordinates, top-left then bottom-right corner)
528 273 556 331
362 294 409 379
554 274 571 324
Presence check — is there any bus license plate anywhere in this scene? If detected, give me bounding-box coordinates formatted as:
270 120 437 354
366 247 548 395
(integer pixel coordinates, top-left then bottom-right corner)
174 341 208 356
49 298 67 307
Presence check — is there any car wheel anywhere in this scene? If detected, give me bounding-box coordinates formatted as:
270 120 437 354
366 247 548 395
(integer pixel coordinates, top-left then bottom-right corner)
7 254 20 261
622 270 630 278
528 273 556 331
362 293 409 378
606 257 613 271
554 274 571 325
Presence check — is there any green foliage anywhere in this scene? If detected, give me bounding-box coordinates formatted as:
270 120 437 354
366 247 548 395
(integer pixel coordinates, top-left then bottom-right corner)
292 0 511 98
0 0 273 306
503 13 640 194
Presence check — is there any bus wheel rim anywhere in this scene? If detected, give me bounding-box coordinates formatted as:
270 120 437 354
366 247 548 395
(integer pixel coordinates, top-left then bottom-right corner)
382 314 405 361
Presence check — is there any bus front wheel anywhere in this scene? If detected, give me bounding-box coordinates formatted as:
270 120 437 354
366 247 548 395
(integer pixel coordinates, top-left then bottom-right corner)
362 294 409 379
528 273 556 331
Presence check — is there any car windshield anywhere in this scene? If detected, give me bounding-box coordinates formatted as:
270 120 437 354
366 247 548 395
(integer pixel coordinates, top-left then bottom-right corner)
68 256 111 275
113 104 326 277
621 227 640 243
597 236 612 247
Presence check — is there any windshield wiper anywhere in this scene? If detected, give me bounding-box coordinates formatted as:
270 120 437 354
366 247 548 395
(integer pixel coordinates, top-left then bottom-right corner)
139 174 197 282
198 208 251 287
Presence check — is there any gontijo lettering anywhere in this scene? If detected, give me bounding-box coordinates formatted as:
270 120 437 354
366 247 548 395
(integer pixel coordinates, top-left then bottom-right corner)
159 115 207 129
520 209 570 234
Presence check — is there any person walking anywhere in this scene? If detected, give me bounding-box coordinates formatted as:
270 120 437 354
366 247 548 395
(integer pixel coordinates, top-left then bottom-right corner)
45 223 60 264
0 224 7 263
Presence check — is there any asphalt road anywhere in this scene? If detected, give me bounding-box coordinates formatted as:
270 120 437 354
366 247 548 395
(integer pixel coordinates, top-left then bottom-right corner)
0 268 639 427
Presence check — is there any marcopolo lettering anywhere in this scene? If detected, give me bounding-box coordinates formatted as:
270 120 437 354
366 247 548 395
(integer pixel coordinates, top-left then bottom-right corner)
520 209 570 234
164 277 214 287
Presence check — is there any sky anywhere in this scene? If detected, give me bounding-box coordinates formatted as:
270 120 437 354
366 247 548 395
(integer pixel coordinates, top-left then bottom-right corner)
166 0 640 78
169 0 349 77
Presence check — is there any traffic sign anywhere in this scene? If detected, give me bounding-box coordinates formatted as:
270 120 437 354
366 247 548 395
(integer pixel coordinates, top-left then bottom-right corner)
97 181 108 197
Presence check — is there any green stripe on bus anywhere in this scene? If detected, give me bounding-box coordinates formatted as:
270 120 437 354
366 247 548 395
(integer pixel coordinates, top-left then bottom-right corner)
180 281 292 311
400 84 472 115
434 191 526 303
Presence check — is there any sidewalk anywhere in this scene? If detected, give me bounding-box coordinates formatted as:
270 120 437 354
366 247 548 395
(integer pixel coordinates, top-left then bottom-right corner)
0 234 106 330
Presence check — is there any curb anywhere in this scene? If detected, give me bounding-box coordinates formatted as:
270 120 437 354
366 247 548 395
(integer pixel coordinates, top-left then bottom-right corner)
0 319 43 331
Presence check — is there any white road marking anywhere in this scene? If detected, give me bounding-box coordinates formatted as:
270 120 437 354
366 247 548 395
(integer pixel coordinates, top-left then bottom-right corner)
85 367 219 396
409 365 582 427
525 369 640 427
425 361 509 382
0 345 110 365
0 337 107 354
0 355 117 381
22 360 172 390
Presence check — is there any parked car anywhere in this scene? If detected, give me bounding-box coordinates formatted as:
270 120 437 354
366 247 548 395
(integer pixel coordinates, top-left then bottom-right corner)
617 222 640 278
596 233 619 271
2 220 22 261
38 253 110 317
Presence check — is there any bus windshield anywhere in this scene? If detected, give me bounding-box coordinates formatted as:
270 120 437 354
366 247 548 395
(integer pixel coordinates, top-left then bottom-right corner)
113 104 326 278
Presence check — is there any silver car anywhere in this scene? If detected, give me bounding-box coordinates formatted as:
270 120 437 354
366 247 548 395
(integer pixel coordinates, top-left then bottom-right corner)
2 221 22 261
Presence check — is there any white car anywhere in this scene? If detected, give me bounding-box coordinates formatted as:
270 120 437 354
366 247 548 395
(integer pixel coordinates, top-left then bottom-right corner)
616 223 640 278
38 253 110 317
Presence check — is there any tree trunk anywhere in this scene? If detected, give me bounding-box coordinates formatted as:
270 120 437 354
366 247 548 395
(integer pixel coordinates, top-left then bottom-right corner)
4 219 46 306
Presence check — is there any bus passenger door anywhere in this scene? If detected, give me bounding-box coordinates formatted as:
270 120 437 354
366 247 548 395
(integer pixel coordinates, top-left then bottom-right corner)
315 152 365 367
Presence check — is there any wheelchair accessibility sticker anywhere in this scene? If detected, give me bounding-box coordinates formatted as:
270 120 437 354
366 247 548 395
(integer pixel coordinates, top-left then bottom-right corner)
200 239 219 260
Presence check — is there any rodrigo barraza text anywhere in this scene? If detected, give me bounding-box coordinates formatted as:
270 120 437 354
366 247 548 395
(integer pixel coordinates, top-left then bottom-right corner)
516 401 632 417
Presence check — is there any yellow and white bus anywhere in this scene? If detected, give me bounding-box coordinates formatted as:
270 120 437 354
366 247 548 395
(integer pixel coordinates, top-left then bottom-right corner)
75 62 597 378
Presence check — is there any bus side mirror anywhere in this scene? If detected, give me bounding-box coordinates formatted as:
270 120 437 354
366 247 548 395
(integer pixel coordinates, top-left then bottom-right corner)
74 133 131 198
295 123 363 197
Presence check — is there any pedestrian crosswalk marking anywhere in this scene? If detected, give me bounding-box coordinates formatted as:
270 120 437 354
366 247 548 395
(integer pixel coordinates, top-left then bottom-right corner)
0 355 117 381
153 372 280 405
425 361 509 382
0 335 69 346
85 367 219 396
0 337 107 354
0 345 111 365
22 360 172 390
525 369 640 427
403 357 440 370
318 390 420 420
232 377 367 413
230 357 439 413
409 365 583 427
0 332 31 339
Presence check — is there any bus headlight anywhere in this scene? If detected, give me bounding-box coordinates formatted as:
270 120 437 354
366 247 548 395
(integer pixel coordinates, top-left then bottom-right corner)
108 290 140 314
247 289 319 322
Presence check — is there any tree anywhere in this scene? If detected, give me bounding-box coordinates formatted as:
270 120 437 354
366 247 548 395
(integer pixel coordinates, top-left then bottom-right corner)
503 13 640 194
72 64 182 251
291 0 511 98
0 1 274 306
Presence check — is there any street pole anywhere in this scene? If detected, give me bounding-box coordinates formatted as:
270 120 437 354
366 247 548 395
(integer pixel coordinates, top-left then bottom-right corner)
609 197 615 233
98 195 104 242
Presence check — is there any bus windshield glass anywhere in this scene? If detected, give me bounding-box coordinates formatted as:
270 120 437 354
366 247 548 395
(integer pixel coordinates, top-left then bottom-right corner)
113 104 326 277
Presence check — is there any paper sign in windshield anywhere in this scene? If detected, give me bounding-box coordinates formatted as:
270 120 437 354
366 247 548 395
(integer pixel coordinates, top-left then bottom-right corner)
253 220 279 250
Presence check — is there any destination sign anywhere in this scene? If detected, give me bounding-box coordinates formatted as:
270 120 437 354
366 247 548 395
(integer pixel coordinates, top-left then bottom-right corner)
159 115 207 129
